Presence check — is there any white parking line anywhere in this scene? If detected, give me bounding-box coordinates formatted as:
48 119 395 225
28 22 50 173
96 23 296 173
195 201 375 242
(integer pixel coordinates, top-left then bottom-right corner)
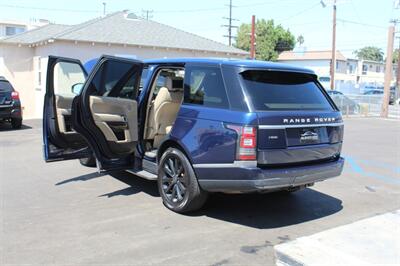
274 210 400 266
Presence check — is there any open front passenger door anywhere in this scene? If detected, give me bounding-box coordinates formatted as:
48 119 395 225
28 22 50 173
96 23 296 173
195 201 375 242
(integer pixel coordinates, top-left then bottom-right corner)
72 55 144 172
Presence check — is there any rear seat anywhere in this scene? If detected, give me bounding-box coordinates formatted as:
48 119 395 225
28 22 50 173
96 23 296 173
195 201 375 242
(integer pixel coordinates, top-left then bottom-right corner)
146 77 184 148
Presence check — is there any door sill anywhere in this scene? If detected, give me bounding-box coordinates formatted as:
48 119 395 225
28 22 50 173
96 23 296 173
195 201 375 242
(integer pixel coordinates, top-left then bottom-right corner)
126 169 157 180
143 159 157 175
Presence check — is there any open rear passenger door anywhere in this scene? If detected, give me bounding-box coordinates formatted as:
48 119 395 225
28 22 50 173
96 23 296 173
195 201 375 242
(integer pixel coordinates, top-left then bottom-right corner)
43 56 90 162
72 55 144 172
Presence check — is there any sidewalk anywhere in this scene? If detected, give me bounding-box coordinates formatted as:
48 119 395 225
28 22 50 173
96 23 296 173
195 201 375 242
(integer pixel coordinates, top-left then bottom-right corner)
274 210 400 266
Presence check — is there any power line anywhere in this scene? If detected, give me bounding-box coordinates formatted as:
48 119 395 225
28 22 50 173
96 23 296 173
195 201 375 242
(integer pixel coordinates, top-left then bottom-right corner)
348 0 364 27
153 7 226 14
0 4 99 13
152 0 295 13
141 9 153 20
236 0 295 8
276 1 321 23
336 18 387 29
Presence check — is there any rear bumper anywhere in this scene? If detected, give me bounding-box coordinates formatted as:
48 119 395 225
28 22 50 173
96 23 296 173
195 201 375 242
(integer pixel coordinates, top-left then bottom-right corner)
195 157 344 193
0 105 22 119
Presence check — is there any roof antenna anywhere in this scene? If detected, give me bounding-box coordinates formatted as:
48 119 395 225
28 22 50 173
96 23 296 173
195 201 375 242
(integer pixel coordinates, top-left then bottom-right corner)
102 2 106 16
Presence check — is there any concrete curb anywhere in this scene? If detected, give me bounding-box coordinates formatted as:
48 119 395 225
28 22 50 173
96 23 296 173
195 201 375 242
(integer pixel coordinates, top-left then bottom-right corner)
274 210 400 266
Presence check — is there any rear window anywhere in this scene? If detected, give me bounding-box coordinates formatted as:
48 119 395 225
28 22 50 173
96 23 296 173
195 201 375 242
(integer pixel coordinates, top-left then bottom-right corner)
0 80 13 92
240 70 334 111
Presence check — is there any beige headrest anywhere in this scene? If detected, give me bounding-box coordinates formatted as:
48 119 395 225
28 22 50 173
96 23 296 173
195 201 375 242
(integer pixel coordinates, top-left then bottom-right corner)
165 77 173 90
163 76 183 92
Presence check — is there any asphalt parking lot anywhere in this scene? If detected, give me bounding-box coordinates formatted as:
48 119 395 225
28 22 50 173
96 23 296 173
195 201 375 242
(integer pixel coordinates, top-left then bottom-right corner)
1 118 399 266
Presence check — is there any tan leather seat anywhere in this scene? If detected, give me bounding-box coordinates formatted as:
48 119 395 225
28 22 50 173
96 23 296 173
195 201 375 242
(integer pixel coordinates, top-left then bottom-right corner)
147 77 183 147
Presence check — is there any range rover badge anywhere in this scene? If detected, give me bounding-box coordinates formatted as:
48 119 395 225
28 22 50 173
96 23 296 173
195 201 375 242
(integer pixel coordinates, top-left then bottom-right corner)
300 131 319 143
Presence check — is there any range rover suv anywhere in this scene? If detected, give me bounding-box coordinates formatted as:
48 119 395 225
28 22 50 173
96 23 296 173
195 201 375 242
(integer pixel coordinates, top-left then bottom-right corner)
43 56 344 213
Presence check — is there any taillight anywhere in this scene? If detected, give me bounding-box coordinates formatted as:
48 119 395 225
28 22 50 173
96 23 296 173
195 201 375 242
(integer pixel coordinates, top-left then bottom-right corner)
226 124 257 161
11 91 19 100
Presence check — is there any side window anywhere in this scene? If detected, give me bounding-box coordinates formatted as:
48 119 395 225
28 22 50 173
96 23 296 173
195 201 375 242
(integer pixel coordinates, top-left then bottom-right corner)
184 66 229 109
89 59 140 99
53 62 86 96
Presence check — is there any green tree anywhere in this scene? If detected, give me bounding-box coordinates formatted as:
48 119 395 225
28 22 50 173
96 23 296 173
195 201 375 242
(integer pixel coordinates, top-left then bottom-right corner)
393 48 399 64
353 46 384 62
235 19 295 61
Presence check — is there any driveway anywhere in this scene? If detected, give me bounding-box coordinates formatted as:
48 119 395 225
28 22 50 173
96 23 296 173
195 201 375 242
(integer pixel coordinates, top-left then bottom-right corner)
1 118 399 265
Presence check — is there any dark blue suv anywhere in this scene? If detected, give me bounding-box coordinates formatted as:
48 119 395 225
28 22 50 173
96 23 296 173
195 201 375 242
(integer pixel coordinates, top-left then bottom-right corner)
43 55 344 213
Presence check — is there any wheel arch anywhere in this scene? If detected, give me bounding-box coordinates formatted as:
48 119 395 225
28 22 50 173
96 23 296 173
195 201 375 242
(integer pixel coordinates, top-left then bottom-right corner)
157 139 193 165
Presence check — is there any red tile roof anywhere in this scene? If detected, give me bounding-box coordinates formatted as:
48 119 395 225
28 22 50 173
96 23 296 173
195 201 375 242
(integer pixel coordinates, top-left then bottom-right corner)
278 50 347 61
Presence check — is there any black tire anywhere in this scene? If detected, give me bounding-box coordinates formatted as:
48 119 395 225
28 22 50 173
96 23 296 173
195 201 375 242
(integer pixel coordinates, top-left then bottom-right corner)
158 147 208 213
79 155 97 167
11 118 22 129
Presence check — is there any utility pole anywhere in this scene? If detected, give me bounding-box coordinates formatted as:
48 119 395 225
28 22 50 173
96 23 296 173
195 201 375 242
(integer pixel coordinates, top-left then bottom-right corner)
250 15 256 59
102 2 106 16
330 0 337 90
222 0 238 46
381 24 395 118
142 9 153 20
396 37 400 89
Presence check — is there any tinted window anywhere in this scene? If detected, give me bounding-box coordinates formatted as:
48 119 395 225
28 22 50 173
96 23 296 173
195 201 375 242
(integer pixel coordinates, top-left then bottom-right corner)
89 59 140 99
0 81 13 92
240 70 334 111
53 61 86 96
184 67 229 109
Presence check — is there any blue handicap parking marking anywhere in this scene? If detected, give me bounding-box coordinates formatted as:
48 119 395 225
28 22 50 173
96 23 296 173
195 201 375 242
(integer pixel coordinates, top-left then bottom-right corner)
344 155 400 185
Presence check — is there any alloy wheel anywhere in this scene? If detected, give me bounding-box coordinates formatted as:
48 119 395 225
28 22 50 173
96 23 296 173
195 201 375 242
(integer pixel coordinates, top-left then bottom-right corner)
161 155 187 203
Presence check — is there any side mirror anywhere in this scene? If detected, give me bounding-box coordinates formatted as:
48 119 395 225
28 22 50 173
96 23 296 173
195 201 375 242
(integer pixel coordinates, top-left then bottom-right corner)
71 83 84 95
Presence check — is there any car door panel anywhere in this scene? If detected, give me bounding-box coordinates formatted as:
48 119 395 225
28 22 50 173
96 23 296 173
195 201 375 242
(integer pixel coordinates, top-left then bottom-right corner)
55 95 75 134
43 56 90 162
89 95 138 144
72 55 144 171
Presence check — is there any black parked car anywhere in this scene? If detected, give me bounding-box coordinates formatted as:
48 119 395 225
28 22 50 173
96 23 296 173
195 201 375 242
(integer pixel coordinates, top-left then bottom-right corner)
0 77 22 129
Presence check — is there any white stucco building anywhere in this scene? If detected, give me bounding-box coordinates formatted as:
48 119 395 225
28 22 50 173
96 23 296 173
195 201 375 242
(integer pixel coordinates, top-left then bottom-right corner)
0 19 49 38
0 11 248 118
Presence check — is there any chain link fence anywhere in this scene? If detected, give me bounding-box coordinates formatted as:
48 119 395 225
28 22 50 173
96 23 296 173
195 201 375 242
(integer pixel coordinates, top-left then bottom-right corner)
330 94 400 118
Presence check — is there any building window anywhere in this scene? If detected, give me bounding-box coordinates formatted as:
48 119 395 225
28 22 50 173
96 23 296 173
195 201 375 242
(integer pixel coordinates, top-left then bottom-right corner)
5 26 25 36
349 65 354 74
376 66 380 72
362 64 368 75
38 58 41 86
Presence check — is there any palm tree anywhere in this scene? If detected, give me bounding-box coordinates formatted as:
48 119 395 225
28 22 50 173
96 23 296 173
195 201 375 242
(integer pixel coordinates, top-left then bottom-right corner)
297 35 304 46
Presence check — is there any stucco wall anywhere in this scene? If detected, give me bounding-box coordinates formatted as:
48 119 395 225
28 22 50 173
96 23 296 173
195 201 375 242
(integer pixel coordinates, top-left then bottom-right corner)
0 44 36 117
